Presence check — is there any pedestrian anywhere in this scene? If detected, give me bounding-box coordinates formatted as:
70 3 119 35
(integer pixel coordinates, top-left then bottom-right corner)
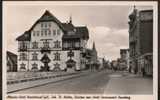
141 67 145 77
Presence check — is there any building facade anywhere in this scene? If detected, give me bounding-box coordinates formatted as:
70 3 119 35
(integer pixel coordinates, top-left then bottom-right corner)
7 51 17 72
128 7 153 76
16 10 89 72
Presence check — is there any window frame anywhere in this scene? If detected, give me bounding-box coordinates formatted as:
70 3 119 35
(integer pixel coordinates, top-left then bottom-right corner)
32 52 38 61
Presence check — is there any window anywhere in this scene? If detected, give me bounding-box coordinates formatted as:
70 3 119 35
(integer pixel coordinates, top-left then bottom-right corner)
33 31 35 36
53 63 61 71
41 30 43 36
45 23 47 28
41 23 44 28
71 42 75 48
66 41 75 48
31 63 38 71
68 31 74 35
48 23 51 27
48 30 51 36
20 63 26 70
45 30 47 36
57 29 60 35
43 41 49 48
19 53 27 61
32 52 38 60
75 42 80 48
63 42 68 48
54 40 61 48
37 31 39 36
53 30 56 36
32 41 38 49
67 50 74 57
19 42 27 50
54 52 60 61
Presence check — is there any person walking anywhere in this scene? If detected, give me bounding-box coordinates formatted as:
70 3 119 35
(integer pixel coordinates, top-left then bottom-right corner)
141 67 145 77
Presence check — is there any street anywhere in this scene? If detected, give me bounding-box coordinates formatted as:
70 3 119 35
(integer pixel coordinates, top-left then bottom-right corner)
12 70 153 94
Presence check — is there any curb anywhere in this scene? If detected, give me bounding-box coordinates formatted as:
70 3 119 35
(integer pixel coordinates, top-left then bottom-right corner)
7 72 79 85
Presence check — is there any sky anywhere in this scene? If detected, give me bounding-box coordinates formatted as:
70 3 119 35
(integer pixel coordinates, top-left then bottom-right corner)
3 2 153 60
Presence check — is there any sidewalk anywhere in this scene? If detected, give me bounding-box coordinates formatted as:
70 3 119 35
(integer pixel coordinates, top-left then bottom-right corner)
7 70 92 93
104 72 153 94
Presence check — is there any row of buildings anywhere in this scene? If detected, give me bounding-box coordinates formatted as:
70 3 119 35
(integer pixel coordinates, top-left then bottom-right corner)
128 7 153 76
7 10 100 72
110 7 153 76
110 49 129 71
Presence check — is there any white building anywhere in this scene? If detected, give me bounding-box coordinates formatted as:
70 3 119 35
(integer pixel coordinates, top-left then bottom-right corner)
16 10 89 72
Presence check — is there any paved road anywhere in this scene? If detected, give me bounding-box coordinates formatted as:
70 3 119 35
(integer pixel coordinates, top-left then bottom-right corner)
12 70 153 94
13 70 112 94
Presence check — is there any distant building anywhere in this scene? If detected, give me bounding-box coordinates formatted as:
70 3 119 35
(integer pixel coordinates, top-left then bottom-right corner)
85 42 98 70
128 7 153 76
16 10 89 72
98 57 104 70
119 49 129 70
7 51 17 72
111 60 118 70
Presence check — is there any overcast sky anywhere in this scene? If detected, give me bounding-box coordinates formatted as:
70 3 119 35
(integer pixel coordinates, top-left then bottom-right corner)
3 2 153 60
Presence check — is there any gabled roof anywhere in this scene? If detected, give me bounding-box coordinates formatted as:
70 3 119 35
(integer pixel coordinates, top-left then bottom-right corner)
16 10 89 41
62 26 89 40
16 31 31 41
75 26 89 39
29 10 65 31
7 51 17 66
62 23 75 31
16 10 66 41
